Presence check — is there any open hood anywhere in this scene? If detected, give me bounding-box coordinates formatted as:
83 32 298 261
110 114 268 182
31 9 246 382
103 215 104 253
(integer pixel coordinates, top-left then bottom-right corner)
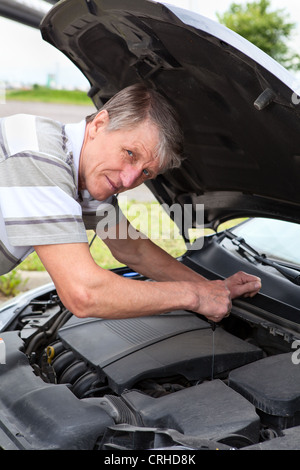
40 0 300 228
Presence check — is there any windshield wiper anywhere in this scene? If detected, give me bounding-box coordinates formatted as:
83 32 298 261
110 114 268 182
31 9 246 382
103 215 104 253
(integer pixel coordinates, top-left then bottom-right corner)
224 230 300 286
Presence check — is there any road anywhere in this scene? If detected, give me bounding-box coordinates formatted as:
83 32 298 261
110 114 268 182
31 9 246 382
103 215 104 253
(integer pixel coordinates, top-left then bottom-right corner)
0 99 95 122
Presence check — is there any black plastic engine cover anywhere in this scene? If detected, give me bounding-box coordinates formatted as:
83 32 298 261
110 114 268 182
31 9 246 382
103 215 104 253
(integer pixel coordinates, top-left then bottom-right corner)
229 353 300 417
58 311 263 393
120 380 260 446
0 331 114 450
243 425 300 450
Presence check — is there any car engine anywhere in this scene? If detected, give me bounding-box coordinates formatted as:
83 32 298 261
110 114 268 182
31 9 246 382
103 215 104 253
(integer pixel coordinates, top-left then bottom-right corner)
0 279 299 450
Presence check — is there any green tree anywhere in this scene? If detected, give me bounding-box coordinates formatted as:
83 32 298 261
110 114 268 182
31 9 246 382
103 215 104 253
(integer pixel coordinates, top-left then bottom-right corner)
217 0 300 70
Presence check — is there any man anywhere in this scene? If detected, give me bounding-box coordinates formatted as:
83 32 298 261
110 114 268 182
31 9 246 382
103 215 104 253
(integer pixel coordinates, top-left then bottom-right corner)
0 83 261 322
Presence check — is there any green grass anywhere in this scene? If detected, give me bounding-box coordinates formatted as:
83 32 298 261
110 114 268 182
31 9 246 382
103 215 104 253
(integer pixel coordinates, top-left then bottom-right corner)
6 86 92 105
0 269 26 297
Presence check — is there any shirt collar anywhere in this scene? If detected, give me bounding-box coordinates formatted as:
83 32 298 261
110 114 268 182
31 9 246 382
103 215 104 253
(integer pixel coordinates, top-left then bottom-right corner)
64 120 86 177
64 119 114 205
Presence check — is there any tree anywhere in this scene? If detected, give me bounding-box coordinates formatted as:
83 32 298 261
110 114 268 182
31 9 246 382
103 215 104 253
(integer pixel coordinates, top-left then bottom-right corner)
217 0 300 70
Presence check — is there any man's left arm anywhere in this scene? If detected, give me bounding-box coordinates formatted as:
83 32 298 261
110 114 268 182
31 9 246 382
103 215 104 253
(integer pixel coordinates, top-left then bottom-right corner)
102 218 261 299
102 218 203 282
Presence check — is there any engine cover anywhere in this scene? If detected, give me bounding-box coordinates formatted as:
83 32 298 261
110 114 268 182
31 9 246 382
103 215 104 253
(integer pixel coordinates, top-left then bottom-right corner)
58 311 263 393
229 353 300 430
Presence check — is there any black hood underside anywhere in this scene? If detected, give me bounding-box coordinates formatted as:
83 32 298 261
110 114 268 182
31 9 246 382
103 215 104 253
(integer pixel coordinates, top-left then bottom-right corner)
41 0 300 227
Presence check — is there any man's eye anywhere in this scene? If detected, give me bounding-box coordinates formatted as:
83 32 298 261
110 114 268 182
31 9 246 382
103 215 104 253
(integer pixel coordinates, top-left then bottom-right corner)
143 168 150 177
127 150 133 157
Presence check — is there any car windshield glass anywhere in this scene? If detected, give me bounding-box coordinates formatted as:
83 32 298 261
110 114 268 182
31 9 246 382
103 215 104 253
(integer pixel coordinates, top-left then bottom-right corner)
229 218 300 266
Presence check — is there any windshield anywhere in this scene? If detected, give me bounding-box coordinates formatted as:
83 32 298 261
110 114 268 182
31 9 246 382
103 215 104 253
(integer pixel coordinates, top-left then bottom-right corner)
229 218 300 266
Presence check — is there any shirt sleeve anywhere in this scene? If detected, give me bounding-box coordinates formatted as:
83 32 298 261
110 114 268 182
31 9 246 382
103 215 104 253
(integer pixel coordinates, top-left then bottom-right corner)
0 152 88 247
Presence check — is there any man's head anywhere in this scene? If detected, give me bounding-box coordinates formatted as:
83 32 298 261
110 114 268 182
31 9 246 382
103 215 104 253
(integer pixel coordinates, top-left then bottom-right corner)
80 83 183 200
86 83 183 172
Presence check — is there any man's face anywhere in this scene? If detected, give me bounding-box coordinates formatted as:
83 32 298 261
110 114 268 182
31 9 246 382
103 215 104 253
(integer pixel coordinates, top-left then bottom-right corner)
79 110 161 201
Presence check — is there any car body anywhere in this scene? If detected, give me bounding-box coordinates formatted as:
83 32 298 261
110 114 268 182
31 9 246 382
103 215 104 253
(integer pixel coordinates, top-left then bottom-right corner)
0 0 300 450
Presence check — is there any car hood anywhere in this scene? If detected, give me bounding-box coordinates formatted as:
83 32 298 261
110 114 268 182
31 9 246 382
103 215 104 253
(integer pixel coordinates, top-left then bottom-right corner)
40 0 300 228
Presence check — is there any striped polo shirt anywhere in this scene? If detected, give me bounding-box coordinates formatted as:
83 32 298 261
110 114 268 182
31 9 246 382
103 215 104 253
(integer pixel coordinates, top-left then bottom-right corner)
0 114 122 275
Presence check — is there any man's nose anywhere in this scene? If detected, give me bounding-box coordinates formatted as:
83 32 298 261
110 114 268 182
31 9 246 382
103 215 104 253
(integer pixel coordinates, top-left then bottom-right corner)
120 166 142 188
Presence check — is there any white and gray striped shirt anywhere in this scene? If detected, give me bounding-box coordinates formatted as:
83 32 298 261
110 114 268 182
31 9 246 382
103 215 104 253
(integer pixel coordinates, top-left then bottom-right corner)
0 114 121 275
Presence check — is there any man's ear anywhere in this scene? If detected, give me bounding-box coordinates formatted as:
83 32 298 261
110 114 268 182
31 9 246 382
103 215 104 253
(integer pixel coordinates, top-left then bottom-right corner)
89 109 109 138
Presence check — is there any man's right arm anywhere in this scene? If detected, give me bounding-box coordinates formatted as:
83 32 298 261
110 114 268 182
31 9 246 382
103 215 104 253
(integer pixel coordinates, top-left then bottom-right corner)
34 242 232 322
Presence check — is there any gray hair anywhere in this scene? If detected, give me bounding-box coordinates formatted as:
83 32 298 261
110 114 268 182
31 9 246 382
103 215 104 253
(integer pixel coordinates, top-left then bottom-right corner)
86 83 184 172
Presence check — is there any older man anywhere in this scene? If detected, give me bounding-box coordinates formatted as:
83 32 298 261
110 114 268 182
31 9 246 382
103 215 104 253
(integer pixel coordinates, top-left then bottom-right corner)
0 83 261 322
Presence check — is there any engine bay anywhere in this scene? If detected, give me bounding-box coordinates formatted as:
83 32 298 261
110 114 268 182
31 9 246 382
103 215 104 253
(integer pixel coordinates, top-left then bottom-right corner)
0 282 300 450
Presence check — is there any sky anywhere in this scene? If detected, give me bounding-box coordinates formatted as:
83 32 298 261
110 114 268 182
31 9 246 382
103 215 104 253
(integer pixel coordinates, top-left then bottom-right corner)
1 0 300 90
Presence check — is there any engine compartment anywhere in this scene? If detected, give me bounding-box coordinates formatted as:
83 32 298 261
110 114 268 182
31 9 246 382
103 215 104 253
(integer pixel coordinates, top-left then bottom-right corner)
0 285 300 450
53 311 263 395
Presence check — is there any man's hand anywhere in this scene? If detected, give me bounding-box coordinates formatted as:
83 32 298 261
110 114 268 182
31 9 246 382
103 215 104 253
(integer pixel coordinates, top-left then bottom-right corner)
191 280 232 323
191 272 261 323
225 271 261 299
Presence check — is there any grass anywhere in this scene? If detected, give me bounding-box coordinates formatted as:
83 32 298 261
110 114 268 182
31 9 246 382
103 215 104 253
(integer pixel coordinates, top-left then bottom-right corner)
0 270 26 297
6 86 92 106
